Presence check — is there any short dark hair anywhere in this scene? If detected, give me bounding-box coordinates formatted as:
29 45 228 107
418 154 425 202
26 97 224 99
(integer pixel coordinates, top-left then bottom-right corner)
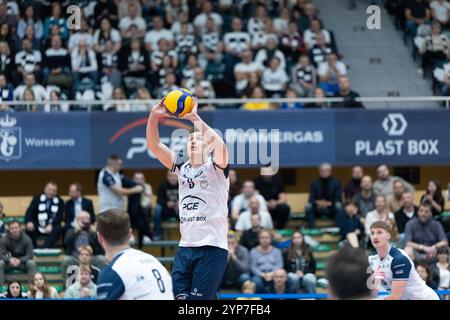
370 221 391 233
71 182 83 194
419 201 433 212
7 219 21 228
108 154 121 161
326 246 371 300
97 209 130 246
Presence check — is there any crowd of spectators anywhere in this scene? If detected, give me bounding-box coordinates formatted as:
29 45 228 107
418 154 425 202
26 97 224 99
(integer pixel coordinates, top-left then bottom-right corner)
0 0 365 112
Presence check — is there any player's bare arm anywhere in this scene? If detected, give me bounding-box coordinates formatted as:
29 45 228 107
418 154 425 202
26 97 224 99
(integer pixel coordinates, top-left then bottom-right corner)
146 98 176 170
181 98 228 169
384 280 407 300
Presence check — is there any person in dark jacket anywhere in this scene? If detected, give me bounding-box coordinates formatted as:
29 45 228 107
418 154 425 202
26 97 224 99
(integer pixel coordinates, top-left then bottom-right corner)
0 202 5 236
153 171 179 240
0 220 37 286
0 280 28 298
25 182 64 248
336 200 365 248
284 231 317 293
222 232 250 289
305 163 343 228
394 192 418 248
65 183 95 231
343 166 364 201
240 214 263 251
332 76 364 109
265 268 297 296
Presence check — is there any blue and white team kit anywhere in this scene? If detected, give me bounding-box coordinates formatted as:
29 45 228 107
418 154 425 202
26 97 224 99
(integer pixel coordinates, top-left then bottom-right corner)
368 246 439 300
170 154 230 300
96 248 174 300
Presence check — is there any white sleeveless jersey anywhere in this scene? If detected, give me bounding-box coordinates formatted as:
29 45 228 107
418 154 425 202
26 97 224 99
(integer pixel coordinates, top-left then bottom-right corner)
368 246 439 300
97 248 174 300
171 155 229 251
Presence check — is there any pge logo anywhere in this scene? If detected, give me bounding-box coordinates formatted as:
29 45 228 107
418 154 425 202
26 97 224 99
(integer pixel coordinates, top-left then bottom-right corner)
180 195 206 211
382 113 407 136
0 114 21 161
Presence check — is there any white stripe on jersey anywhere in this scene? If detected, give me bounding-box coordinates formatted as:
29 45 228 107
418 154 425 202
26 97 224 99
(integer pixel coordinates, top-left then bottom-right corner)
368 246 439 300
172 155 229 251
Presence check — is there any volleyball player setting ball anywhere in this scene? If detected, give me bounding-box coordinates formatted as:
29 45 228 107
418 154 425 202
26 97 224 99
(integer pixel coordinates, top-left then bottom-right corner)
146 89 230 300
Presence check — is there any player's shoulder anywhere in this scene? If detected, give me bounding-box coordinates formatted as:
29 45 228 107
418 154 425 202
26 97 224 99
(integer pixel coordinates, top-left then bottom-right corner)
389 246 409 260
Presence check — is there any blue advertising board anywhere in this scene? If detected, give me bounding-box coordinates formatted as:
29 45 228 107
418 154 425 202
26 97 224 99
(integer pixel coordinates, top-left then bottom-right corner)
0 110 448 169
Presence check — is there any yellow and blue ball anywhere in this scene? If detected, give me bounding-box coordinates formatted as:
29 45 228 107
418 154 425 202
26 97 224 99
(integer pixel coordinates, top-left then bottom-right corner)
164 88 194 117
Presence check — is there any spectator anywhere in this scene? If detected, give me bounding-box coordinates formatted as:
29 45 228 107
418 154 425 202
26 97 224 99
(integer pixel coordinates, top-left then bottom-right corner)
284 231 317 293
175 23 198 65
297 2 318 33
240 214 264 251
25 181 64 248
273 7 291 35
171 11 194 35
223 17 251 76
254 34 286 70
144 16 174 52
27 272 59 299
93 17 122 56
431 247 450 291
64 245 101 287
221 232 251 289
373 165 415 197
71 40 99 91
303 19 332 49
0 73 13 103
65 183 95 231
250 230 283 292
290 54 316 97
108 87 129 111
305 163 343 229
193 1 223 35
337 201 365 248
344 166 364 201
17 4 43 41
279 21 305 63
150 39 178 73
326 246 373 300
261 56 288 97
236 280 261 300
97 154 143 212
0 280 27 299
98 40 121 87
364 195 398 245
122 172 153 249
64 265 97 299
197 17 223 68
42 34 72 88
44 89 68 112
235 196 273 234
14 38 42 83
0 22 16 49
0 202 5 236
0 220 36 286
251 17 276 52
254 167 291 229
405 202 448 262
118 0 142 19
247 4 267 39
22 25 41 51
280 89 304 110
131 86 152 112
228 169 242 203
318 53 347 96
119 37 148 93
308 32 336 67
233 50 262 96
164 0 189 26
67 18 94 52
94 0 119 29
118 2 146 38
43 2 68 41
332 76 364 109
387 179 407 213
430 0 450 28
0 42 13 81
265 268 296 295
416 263 439 290
420 180 445 217
419 21 449 74
153 171 179 240
18 87 38 111
404 0 431 38
305 87 328 108
394 192 419 248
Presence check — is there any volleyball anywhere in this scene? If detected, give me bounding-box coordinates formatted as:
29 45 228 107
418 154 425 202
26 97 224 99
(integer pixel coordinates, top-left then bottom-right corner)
163 88 195 117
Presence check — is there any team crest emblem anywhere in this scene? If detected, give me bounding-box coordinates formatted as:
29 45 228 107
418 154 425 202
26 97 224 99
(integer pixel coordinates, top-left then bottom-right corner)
0 114 21 161
200 180 208 189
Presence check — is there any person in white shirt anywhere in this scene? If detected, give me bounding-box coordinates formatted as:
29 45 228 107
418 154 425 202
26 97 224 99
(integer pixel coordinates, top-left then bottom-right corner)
318 53 347 95
231 180 268 224
147 97 229 300
118 3 146 38
193 0 223 35
71 40 98 90
234 50 262 94
224 17 251 56
430 0 450 27
368 220 439 300
15 38 41 78
235 196 273 235
13 73 46 101
261 56 289 97
365 195 397 244
254 34 286 70
247 4 267 38
144 16 174 52
68 18 94 52
303 19 331 49
273 7 291 35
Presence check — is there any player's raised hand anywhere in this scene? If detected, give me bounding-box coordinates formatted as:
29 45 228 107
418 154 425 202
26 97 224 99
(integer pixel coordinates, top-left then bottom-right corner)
150 97 171 119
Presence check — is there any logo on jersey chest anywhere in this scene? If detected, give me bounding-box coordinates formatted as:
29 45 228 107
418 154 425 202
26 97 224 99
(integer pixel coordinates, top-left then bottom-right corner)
180 195 207 211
